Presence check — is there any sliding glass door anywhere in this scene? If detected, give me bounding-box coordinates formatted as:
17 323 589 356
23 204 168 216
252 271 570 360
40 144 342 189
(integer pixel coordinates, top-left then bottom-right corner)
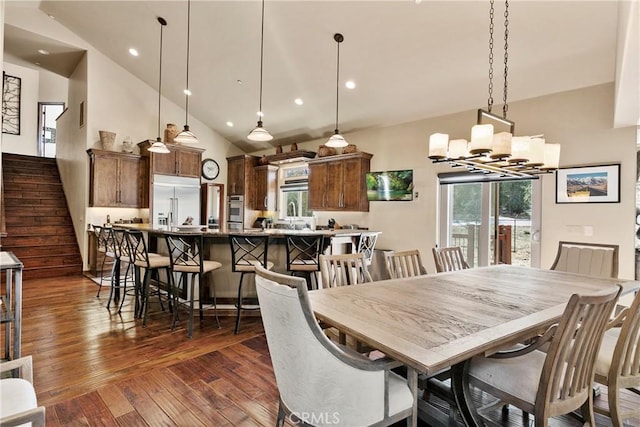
438 178 541 268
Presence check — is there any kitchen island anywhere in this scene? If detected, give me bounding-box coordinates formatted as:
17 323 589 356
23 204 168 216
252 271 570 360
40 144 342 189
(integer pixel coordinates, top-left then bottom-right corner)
111 224 368 303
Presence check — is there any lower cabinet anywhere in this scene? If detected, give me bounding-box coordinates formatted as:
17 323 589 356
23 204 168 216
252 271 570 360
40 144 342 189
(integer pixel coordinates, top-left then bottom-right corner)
308 152 372 211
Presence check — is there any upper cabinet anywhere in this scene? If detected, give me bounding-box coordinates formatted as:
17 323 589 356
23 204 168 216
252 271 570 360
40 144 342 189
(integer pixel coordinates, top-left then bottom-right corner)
227 155 258 196
87 149 148 208
253 165 278 211
308 152 373 212
138 141 205 178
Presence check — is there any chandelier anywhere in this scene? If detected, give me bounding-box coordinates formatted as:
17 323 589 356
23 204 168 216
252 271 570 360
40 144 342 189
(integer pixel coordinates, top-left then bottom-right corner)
428 0 560 178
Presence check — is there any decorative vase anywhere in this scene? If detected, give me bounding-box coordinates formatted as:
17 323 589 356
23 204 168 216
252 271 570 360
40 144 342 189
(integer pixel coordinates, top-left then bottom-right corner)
290 142 298 152
318 145 336 157
122 136 134 153
276 145 283 154
98 130 116 151
258 155 269 165
343 143 358 154
164 123 179 143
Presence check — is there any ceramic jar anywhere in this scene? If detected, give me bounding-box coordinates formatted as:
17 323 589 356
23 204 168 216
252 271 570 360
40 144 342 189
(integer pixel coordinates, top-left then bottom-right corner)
98 130 116 151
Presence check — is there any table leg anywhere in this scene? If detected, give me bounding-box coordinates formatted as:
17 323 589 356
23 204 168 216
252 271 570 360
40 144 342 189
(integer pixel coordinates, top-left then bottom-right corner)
13 267 22 359
451 361 483 427
408 367 418 427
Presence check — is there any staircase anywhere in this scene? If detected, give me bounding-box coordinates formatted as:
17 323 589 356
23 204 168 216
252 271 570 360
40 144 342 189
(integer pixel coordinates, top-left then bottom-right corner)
1 153 83 279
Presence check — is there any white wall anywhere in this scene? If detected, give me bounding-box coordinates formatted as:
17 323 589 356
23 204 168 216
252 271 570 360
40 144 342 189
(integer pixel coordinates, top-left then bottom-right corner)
1 62 39 155
256 83 636 278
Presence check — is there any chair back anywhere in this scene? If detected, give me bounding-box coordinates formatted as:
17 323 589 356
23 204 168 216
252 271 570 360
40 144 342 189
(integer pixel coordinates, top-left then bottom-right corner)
112 228 132 263
228 234 270 272
385 249 427 279
356 231 381 265
254 265 390 426
94 225 116 257
550 241 619 278
319 253 372 288
432 246 470 273
165 233 204 274
124 230 152 267
609 290 640 386
285 234 324 271
538 285 622 418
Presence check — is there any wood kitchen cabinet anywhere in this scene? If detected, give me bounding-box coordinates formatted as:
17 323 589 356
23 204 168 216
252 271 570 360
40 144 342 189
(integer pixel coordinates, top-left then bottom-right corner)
227 155 258 196
87 149 147 208
253 165 278 211
308 152 373 211
138 140 204 178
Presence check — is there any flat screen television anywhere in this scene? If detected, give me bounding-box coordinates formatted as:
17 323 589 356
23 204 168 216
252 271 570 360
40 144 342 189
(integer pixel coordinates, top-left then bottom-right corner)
366 169 413 201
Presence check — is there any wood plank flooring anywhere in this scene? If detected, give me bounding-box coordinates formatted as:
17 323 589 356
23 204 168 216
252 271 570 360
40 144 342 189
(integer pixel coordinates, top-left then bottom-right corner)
4 274 639 426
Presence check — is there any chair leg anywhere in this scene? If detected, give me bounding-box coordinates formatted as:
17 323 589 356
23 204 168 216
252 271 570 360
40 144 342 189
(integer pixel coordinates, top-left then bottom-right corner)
234 272 246 335
117 262 133 314
276 401 286 427
187 273 196 339
607 384 623 427
142 269 152 327
96 253 108 297
171 272 184 331
211 275 221 329
106 258 119 309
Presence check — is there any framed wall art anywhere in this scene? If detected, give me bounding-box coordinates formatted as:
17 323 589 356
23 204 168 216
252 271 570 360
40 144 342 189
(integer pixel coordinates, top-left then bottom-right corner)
2 72 21 135
556 164 620 204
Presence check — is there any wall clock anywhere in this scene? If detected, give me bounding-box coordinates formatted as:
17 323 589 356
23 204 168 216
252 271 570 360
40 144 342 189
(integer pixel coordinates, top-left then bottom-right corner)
201 158 220 180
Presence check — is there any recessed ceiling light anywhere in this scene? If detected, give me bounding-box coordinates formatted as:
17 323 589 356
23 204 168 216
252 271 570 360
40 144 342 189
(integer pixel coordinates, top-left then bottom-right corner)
129 48 139 57
237 79 243 85
183 89 192 96
37 49 50 56
345 80 356 89
48 14 55 20
226 121 234 127
35 62 41 66
294 98 304 106
415 0 423 4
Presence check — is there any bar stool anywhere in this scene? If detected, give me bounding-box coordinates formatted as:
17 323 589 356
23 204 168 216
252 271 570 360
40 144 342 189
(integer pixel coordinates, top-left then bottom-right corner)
228 234 273 334
355 231 381 268
125 230 173 326
165 232 222 338
285 234 324 290
109 228 134 312
92 225 116 298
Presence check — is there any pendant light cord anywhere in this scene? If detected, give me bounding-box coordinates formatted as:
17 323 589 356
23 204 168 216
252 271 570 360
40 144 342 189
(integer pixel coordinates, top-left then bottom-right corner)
258 0 265 121
487 0 494 113
502 0 509 119
184 0 191 126
335 38 340 133
157 17 166 141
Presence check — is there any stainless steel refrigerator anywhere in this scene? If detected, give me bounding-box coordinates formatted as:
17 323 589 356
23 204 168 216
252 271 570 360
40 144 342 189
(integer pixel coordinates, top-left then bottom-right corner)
152 175 201 227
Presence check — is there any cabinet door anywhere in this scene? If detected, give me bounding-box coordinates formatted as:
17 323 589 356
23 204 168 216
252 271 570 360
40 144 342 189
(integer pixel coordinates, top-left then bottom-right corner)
177 149 201 178
254 166 278 211
152 149 178 175
341 158 365 210
308 163 327 209
118 157 141 207
91 155 119 206
325 161 344 209
227 158 245 195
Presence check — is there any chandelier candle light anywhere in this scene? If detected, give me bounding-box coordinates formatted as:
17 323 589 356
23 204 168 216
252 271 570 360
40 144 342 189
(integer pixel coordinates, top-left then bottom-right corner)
148 17 170 154
428 0 560 178
247 0 273 142
174 0 198 144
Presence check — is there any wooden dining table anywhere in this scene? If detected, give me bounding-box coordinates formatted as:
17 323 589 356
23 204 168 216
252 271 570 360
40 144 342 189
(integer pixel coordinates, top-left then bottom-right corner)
308 265 639 427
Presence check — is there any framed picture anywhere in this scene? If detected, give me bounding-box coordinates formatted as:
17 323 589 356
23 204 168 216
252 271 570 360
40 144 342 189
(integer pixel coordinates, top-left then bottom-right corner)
2 72 21 135
366 169 414 201
556 164 620 204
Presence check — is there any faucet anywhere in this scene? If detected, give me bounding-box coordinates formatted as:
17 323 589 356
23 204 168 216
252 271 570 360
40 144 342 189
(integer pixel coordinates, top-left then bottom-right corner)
288 201 297 229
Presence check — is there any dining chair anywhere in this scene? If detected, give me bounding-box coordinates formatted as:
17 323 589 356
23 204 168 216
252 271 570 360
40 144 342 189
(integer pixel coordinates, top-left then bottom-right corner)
228 233 273 334
319 253 372 288
165 232 222 338
355 231 381 268
593 289 640 427
254 265 415 427
550 241 619 278
463 285 622 427
285 234 325 290
92 225 116 298
384 249 427 279
432 246 470 273
0 355 45 427
125 230 173 326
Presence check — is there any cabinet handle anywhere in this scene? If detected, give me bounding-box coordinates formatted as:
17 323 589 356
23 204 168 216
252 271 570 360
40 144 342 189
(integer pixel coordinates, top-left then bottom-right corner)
264 196 268 209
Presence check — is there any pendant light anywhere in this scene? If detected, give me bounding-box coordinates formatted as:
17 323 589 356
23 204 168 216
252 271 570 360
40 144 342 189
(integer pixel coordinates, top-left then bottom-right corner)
326 33 348 148
174 0 198 144
148 16 170 154
247 0 273 142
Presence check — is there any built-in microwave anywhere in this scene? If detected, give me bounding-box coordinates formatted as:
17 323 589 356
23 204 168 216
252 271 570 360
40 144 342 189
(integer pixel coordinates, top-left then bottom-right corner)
228 195 244 224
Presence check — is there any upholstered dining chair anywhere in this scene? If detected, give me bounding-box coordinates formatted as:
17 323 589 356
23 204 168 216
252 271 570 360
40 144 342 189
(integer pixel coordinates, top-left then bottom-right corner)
228 233 273 334
285 233 325 290
254 265 415 427
165 232 222 338
125 230 173 326
550 241 619 278
0 356 45 427
384 249 427 279
593 289 640 427
319 253 372 288
432 246 470 273
463 285 622 427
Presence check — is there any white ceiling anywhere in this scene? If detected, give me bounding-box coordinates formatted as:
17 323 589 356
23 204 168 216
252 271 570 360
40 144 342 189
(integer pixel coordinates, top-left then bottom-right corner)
4 1 629 153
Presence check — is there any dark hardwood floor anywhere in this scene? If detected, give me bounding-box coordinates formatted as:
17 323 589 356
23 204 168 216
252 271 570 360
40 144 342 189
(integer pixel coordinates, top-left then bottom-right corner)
6 274 639 426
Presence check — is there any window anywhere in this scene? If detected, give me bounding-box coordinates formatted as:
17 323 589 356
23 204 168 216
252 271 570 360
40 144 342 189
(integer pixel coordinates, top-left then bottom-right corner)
279 165 312 218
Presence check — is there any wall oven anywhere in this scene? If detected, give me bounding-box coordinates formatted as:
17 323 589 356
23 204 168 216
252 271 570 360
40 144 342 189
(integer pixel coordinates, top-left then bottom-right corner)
227 195 244 226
